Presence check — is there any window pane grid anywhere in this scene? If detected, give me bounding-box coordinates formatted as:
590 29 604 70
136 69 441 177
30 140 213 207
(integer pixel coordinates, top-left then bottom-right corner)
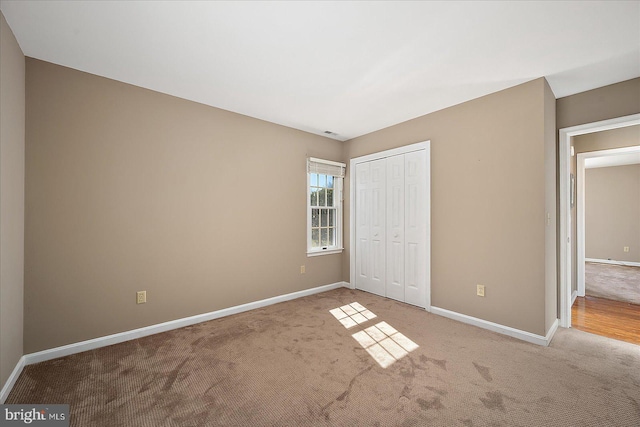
310 173 336 209
311 207 337 248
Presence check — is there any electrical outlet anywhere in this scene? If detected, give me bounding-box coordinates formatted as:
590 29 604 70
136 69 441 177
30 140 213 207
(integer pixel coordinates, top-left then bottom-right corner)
624 246 630 253
477 284 485 297
300 265 306 274
136 291 147 304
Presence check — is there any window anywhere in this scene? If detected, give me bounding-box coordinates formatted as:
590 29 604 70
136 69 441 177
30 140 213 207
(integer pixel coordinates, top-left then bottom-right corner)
307 157 345 256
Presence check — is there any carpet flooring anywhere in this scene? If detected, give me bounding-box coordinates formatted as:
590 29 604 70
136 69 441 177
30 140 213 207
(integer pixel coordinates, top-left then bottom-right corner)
6 288 640 426
585 262 640 305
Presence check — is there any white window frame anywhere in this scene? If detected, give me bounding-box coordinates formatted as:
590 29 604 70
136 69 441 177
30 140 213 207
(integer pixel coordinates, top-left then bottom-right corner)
307 157 345 256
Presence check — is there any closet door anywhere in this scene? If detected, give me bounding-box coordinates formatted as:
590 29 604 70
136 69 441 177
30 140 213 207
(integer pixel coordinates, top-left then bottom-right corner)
352 144 429 309
404 150 427 307
355 159 386 296
368 159 386 296
386 155 405 301
355 162 371 293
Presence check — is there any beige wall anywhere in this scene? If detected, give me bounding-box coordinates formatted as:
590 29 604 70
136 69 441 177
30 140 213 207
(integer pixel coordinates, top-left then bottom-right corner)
343 78 553 336
543 80 557 332
574 125 639 153
0 12 25 387
557 78 640 130
585 164 640 263
25 59 343 353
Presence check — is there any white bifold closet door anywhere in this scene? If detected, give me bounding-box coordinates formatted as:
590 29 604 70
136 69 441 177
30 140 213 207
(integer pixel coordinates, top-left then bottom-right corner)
355 150 427 307
355 158 386 296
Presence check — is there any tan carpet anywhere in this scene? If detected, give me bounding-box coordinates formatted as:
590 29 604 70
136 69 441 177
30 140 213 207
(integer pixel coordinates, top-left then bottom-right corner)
586 262 640 305
6 288 640 426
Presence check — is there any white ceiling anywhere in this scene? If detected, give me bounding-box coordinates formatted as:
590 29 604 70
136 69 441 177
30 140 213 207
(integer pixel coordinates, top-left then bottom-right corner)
1 1 639 141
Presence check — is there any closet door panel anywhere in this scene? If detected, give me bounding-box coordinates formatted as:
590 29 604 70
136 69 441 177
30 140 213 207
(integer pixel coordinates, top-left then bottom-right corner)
404 150 427 307
369 159 386 296
355 162 371 293
386 155 404 302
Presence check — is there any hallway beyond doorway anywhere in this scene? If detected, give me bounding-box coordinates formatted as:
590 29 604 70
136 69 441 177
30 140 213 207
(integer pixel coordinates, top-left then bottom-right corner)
572 295 640 345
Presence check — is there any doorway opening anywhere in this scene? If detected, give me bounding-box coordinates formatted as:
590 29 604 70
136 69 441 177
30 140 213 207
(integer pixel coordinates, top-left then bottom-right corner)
576 144 640 297
574 140 640 345
559 114 640 333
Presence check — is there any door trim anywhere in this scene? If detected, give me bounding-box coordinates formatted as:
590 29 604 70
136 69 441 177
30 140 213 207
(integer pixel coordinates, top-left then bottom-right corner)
558 114 640 328
349 141 431 310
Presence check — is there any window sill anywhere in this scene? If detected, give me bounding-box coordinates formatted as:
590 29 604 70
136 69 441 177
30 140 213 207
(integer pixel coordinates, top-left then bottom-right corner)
307 248 344 257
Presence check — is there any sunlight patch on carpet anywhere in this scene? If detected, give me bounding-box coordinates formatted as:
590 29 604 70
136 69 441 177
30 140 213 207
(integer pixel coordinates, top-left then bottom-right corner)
329 302 377 329
329 302 417 367
352 322 419 368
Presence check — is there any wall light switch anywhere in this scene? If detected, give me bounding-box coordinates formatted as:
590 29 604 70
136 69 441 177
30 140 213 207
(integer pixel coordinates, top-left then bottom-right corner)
300 265 306 274
477 285 485 297
624 246 630 253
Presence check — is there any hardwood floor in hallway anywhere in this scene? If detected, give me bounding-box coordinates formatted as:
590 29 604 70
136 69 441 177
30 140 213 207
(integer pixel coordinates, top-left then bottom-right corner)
572 295 640 345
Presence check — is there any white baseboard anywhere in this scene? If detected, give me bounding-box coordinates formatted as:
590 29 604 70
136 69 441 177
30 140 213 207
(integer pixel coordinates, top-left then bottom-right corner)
431 306 558 347
545 319 559 345
0 356 25 403
571 290 578 305
586 258 640 268
23 281 349 367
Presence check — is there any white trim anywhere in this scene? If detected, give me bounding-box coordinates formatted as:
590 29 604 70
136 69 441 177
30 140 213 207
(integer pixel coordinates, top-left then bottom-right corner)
424 146 432 311
571 290 578 306
307 170 312 252
349 141 431 310
307 162 344 254
586 258 640 268
431 307 559 347
546 319 560 346
21 282 349 366
559 122 572 328
0 356 26 403
558 114 640 329
577 152 586 297
307 248 343 257
559 115 640 138
349 154 356 291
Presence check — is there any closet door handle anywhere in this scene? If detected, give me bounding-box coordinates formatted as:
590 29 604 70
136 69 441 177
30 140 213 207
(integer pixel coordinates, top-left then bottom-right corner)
394 233 399 238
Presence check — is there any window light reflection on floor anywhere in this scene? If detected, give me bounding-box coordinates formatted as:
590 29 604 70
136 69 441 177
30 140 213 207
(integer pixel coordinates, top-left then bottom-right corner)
329 302 377 329
329 302 419 368
352 321 419 368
